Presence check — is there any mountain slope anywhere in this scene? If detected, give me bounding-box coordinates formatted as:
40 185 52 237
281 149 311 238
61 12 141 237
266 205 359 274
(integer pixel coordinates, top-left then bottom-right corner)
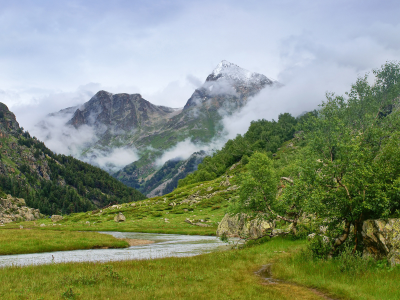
0 103 146 215
37 60 276 196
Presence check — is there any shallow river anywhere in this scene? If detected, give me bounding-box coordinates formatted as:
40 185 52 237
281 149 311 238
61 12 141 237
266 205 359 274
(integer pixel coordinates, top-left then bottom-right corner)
0 231 229 268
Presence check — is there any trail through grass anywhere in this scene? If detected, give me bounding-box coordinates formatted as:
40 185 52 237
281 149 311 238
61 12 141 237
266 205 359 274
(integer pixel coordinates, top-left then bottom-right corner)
273 248 400 300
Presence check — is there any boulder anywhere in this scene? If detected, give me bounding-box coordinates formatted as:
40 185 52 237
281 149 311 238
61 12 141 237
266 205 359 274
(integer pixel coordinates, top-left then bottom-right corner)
51 215 63 222
114 212 126 222
24 213 35 221
216 213 273 239
362 219 400 266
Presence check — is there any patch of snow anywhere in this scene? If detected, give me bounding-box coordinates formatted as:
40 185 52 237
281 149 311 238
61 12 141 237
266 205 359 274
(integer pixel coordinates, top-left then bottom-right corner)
211 60 273 86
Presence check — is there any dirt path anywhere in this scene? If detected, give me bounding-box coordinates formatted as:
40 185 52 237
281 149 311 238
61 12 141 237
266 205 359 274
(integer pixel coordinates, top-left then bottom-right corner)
255 264 340 300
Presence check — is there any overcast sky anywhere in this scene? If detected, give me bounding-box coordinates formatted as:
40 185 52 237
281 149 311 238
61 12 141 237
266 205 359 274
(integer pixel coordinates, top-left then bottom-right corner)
1 0 400 130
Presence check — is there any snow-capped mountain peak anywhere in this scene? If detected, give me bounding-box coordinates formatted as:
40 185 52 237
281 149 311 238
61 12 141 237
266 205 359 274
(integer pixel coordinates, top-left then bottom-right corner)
209 60 272 85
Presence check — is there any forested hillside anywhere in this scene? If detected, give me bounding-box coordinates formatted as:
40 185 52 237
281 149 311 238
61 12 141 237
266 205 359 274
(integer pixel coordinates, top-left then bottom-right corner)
178 111 315 187
0 103 146 215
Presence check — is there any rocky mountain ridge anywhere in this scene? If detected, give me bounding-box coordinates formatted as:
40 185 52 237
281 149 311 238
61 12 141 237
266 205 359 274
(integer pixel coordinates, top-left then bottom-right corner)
37 61 276 196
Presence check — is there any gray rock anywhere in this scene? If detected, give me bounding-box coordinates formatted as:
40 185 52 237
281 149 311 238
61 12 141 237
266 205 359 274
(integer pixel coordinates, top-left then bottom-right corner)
24 213 35 221
114 213 126 222
362 219 400 266
216 213 274 239
51 215 63 222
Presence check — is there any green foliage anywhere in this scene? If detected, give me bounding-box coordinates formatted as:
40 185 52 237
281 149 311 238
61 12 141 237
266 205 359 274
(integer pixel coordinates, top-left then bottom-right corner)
280 61 400 253
336 246 372 274
307 236 332 259
179 113 299 187
236 152 278 215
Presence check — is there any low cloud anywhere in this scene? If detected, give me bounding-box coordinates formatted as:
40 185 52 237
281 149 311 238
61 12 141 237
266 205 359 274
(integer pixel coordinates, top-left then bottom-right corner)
83 147 139 173
27 91 139 173
155 138 226 167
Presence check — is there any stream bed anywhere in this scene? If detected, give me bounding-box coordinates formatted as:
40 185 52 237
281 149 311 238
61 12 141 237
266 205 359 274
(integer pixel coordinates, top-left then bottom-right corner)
0 231 230 268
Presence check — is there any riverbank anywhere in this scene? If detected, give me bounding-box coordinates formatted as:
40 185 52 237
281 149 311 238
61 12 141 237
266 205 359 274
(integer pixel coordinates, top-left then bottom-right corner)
0 237 324 300
0 229 129 255
1 235 398 299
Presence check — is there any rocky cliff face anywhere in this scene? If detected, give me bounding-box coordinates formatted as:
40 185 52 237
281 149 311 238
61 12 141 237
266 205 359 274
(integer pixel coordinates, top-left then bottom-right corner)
68 91 178 140
0 194 42 224
362 219 400 266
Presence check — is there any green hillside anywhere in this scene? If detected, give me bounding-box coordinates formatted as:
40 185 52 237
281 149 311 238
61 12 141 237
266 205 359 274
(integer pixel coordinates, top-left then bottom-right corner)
0 103 146 215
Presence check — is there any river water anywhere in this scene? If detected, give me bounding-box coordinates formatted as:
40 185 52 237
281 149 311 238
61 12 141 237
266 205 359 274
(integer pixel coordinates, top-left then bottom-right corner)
0 231 230 268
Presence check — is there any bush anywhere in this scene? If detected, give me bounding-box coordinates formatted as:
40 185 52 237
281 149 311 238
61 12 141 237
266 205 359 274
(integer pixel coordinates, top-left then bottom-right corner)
336 246 373 274
308 235 332 259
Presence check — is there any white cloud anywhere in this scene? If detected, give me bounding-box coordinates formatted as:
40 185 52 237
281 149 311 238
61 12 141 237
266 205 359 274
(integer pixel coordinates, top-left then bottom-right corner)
155 138 225 167
0 0 399 173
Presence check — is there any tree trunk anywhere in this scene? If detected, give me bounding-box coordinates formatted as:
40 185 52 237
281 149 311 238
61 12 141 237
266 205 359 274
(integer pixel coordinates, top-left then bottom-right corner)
329 219 351 256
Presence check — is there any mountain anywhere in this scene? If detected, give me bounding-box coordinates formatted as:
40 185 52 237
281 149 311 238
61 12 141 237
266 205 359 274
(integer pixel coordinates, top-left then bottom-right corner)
37 60 276 196
0 103 146 215
184 60 274 110
117 150 208 198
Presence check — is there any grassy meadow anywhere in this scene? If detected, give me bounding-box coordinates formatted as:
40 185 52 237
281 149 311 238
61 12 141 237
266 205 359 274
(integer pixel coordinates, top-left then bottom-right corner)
0 230 129 255
0 237 399 300
273 248 400 300
0 238 325 300
2 163 245 238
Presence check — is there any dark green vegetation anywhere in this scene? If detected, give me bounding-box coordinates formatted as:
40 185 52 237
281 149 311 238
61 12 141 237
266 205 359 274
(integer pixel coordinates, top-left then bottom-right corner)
0 103 145 215
0 229 128 255
118 151 206 196
178 112 313 187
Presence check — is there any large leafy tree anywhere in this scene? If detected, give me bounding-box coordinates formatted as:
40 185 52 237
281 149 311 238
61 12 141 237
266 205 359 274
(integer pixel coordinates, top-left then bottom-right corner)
235 152 305 234
284 62 400 253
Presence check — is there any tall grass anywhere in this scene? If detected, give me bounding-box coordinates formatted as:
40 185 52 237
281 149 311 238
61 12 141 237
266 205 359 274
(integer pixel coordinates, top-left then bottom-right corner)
273 246 400 300
0 229 128 255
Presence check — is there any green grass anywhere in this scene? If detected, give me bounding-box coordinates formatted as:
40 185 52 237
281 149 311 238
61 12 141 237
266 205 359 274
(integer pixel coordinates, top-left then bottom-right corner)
0 238 330 300
0 229 129 255
6 170 241 236
273 248 400 300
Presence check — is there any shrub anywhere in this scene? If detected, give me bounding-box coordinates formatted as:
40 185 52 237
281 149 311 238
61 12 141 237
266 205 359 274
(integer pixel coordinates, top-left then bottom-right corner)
336 246 372 274
308 235 331 259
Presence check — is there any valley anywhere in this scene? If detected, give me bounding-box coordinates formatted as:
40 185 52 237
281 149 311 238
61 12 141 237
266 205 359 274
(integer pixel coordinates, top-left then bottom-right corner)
1 62 400 300
35 60 276 197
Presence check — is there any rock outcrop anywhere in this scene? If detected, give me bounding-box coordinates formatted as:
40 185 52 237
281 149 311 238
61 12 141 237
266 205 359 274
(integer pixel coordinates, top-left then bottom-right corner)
216 213 274 239
114 212 126 222
51 215 63 222
0 194 42 224
362 219 400 266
